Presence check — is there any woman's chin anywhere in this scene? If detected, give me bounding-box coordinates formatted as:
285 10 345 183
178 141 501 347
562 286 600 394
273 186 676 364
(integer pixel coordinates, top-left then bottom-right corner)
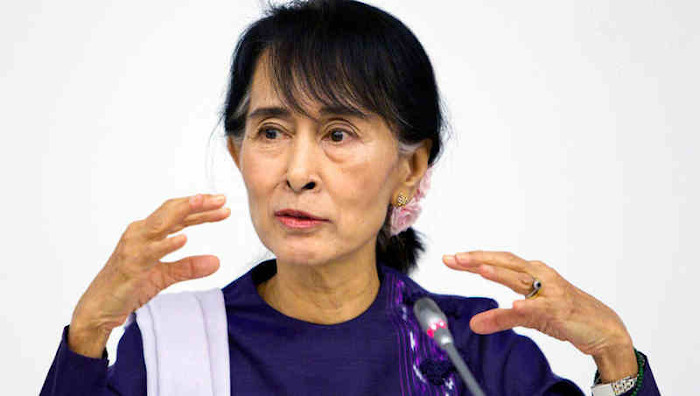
275 253 327 267
272 241 343 266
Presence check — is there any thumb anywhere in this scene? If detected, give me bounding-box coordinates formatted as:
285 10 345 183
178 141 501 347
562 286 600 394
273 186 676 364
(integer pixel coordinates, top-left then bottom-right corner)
469 308 524 335
160 255 221 288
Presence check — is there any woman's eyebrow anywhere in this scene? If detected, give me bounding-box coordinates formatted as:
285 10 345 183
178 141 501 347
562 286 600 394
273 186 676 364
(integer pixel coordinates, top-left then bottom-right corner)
247 106 291 121
247 105 370 122
319 105 370 120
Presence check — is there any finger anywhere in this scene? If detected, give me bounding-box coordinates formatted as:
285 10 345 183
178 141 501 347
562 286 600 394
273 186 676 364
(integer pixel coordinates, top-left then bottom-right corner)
444 258 536 297
443 255 472 270
469 308 524 334
146 233 188 260
444 256 499 275
469 301 537 334
159 255 221 288
142 194 227 240
169 206 231 234
451 250 530 273
476 265 535 296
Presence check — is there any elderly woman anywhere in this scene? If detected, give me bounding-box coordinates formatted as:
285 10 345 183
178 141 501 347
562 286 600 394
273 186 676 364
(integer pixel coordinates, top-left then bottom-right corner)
41 1 660 395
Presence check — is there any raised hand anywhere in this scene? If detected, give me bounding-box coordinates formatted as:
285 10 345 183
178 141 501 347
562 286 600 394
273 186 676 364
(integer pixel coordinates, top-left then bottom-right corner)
68 193 231 358
443 250 638 382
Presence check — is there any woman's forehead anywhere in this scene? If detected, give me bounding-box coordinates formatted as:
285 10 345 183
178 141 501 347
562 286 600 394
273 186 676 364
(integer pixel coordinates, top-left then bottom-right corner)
248 83 379 125
247 50 380 124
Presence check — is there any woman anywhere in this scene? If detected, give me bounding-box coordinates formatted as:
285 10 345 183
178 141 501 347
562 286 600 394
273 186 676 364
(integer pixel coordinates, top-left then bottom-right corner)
41 0 660 395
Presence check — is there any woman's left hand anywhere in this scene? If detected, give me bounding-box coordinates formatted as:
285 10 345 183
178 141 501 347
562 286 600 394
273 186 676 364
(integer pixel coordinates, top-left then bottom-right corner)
443 250 638 382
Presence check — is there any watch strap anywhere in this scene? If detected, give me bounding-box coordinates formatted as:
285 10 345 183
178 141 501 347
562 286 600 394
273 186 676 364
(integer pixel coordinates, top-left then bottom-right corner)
591 374 637 396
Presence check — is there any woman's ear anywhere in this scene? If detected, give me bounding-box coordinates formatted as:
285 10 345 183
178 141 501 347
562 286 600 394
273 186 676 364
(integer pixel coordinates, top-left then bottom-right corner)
397 139 432 194
227 136 242 170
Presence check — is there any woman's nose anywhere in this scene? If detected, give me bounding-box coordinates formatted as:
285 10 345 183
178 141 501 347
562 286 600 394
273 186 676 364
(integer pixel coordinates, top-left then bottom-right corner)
286 134 319 193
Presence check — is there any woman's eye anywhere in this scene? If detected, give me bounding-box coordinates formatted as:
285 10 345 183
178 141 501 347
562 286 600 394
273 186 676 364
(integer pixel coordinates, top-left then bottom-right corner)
326 129 353 143
258 127 282 140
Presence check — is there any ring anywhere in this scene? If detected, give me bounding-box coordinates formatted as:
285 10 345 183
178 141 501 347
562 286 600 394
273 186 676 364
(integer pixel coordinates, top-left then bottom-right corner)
525 277 542 299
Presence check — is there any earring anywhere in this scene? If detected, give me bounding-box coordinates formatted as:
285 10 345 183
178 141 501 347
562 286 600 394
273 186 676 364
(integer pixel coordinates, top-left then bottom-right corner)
395 193 409 207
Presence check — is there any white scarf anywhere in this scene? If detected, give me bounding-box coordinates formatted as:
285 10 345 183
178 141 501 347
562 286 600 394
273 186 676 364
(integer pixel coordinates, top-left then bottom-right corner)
124 288 230 396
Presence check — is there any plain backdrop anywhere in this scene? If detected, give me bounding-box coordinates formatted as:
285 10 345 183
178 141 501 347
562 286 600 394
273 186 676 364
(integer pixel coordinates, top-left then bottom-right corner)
1 0 697 394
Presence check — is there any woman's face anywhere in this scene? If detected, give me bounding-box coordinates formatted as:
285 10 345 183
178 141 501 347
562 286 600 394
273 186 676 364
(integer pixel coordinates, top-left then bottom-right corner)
227 55 417 267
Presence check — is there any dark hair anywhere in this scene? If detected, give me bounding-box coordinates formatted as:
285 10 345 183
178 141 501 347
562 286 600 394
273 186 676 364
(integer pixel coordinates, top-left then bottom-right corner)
219 0 449 275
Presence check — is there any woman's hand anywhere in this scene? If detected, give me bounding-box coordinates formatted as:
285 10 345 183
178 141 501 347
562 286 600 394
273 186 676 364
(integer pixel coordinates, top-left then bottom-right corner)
443 250 638 382
68 193 231 358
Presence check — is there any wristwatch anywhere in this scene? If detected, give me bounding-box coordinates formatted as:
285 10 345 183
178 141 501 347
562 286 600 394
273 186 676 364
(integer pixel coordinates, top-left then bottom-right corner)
591 349 644 396
591 374 637 396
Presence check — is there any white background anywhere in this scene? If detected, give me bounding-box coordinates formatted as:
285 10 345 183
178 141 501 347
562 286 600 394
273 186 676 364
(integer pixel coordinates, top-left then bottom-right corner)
1 0 697 394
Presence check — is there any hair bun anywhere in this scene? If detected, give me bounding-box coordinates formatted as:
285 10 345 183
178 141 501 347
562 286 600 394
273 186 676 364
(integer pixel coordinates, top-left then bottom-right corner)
377 225 425 275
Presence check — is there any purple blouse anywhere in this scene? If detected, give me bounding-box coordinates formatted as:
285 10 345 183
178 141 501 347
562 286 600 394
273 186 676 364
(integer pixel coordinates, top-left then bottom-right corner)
41 258 660 395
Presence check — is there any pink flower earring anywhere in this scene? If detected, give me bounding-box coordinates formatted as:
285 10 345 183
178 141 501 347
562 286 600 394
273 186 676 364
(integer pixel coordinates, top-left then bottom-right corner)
389 166 433 236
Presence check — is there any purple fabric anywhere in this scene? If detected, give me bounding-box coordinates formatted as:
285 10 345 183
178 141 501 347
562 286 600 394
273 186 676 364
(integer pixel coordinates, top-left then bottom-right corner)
41 258 660 395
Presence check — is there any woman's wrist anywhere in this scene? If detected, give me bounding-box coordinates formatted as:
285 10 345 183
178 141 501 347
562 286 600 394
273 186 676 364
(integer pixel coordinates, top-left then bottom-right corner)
592 340 638 383
67 320 111 359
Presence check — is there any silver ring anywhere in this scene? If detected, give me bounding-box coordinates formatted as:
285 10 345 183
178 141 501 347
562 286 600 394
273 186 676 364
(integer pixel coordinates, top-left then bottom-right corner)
525 277 542 299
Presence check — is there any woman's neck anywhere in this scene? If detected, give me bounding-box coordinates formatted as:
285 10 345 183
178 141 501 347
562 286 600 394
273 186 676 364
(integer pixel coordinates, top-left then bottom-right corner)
257 249 381 325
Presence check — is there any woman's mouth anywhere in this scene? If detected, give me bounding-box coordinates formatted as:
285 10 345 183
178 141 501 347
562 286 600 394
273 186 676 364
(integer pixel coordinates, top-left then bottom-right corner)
274 209 328 230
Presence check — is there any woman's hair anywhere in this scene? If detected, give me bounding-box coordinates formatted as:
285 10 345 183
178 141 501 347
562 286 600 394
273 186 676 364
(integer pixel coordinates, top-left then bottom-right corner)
220 0 449 275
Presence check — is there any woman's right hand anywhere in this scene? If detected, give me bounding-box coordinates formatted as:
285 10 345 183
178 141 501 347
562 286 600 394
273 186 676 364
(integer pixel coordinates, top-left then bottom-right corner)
67 193 231 358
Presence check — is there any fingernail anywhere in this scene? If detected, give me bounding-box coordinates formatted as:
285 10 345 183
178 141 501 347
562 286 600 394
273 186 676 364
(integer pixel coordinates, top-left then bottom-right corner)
214 194 226 202
443 255 455 265
456 252 470 262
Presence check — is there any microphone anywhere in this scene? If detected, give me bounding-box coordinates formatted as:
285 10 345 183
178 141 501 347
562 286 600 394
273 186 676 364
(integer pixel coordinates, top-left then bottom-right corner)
413 297 486 396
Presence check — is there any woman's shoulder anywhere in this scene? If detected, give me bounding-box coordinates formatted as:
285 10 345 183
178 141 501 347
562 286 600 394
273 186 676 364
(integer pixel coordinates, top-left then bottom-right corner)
386 266 536 350
382 265 584 392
